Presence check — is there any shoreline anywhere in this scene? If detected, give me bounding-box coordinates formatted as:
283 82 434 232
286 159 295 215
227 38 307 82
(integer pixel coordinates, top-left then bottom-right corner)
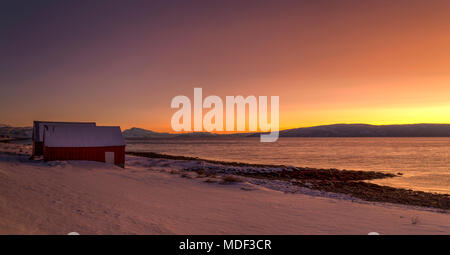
127 151 450 210
0 140 448 210
0 150 449 234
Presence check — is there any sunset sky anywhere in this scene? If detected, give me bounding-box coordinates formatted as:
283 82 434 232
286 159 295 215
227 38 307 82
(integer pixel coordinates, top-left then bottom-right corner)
1 0 449 132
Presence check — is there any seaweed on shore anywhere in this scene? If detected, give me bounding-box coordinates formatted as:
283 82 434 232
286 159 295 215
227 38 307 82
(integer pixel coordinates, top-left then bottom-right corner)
127 151 300 168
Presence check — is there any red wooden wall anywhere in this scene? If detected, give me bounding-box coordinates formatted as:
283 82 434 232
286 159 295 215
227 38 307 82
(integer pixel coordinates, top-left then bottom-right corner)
43 146 125 167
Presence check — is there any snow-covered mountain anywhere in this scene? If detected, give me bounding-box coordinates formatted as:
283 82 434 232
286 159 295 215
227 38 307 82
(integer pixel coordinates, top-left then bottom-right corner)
122 127 221 138
122 127 176 139
0 124 32 139
124 124 450 138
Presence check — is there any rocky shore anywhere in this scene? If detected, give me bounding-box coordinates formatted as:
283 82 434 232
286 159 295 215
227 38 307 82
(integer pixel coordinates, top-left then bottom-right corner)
128 151 450 210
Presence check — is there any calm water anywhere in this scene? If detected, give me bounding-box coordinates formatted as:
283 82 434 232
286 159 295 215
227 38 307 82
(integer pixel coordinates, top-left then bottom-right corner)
126 138 450 194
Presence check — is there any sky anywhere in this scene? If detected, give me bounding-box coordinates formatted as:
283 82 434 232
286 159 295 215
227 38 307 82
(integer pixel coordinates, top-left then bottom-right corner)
1 0 450 132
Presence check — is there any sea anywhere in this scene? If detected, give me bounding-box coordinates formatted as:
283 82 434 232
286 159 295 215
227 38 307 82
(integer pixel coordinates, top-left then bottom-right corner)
126 137 450 194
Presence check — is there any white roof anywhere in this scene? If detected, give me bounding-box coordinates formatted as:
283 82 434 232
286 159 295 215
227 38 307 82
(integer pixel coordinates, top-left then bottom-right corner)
34 121 96 142
44 126 125 147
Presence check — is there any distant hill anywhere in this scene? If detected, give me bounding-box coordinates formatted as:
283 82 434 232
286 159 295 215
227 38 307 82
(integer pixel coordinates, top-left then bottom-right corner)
122 127 175 139
122 127 219 138
275 124 450 137
0 124 32 139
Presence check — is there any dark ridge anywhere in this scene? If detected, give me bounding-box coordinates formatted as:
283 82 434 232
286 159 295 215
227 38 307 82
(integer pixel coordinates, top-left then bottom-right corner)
276 124 450 137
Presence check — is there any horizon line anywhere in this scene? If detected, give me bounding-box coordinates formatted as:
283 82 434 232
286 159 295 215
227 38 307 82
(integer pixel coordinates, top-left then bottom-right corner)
3 122 450 133
126 122 450 134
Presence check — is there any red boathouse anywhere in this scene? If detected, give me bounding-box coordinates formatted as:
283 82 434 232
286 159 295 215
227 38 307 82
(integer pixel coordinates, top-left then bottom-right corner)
43 126 125 167
32 121 96 156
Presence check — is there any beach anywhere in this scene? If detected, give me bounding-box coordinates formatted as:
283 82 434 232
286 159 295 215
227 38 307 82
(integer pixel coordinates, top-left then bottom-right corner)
0 143 449 235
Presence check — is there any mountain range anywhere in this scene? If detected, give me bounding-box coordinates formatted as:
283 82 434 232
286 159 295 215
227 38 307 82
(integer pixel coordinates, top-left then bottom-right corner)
2 123 450 140
0 124 33 139
268 124 450 137
122 124 450 138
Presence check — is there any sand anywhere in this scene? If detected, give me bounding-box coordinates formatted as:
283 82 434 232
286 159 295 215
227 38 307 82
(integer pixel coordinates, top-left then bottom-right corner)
0 146 449 234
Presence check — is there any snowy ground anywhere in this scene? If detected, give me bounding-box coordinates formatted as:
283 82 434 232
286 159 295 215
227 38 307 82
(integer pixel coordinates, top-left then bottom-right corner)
0 143 449 234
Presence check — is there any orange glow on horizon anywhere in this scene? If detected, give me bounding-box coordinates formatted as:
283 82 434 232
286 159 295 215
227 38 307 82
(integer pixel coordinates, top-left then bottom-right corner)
1 1 450 131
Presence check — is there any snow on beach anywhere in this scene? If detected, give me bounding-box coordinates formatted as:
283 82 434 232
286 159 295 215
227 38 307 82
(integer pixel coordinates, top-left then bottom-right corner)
0 142 449 234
